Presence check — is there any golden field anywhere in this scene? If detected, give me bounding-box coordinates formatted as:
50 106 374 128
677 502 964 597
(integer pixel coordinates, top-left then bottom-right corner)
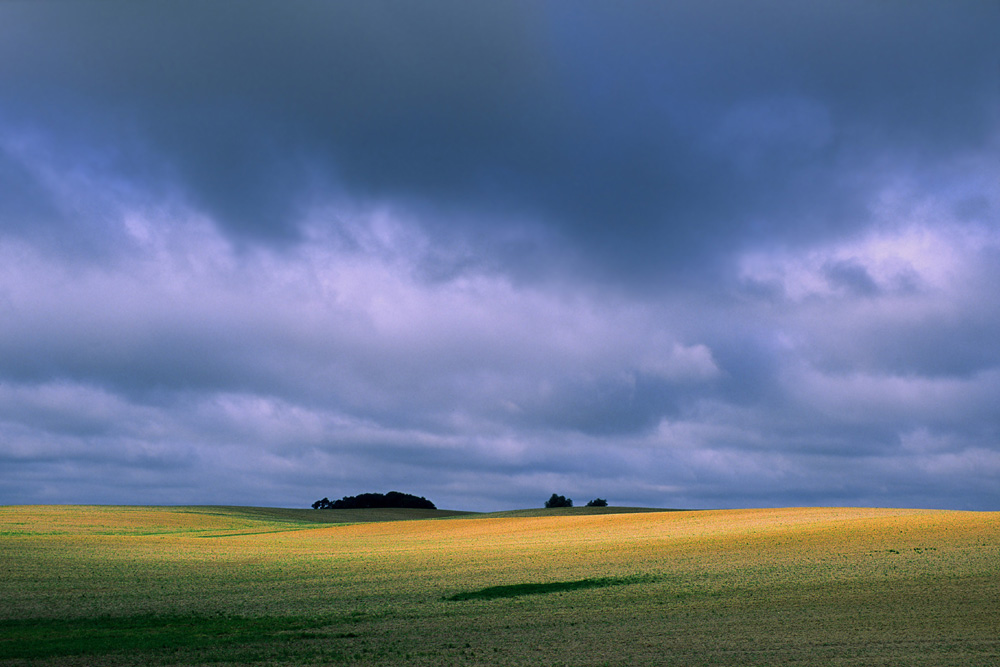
1 505 998 665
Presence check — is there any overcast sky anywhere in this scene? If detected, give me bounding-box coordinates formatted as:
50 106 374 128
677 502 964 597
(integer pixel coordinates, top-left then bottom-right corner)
2 1 998 511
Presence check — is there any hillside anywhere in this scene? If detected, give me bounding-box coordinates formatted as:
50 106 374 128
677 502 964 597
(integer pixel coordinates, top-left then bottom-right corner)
178 504 681 525
1 505 997 666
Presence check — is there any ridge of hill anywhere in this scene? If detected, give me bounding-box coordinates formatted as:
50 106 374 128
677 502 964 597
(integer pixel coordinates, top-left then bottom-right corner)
0 505 683 534
465 506 684 519
178 505 478 524
189 505 685 524
169 505 683 525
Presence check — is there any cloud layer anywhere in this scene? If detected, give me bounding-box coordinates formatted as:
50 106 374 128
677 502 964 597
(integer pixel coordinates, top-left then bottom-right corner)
2 1 998 510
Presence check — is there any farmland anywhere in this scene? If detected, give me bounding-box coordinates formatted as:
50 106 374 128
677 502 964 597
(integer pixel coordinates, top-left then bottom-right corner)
1 505 998 666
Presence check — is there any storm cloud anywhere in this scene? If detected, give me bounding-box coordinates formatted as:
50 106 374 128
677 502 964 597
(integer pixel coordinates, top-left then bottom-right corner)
1 1 998 510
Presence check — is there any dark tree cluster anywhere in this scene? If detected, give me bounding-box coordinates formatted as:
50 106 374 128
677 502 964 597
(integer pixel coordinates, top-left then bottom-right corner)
544 494 609 508
312 491 436 510
544 493 573 508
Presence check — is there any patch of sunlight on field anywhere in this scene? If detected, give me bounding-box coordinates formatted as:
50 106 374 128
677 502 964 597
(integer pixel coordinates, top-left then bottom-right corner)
1 505 998 666
0 505 320 537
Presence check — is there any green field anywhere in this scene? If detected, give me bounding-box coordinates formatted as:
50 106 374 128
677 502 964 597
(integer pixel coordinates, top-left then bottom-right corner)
1 505 998 666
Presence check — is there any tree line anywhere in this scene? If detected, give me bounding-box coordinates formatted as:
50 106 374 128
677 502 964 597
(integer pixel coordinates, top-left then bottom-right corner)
310 491 608 510
312 491 436 510
545 494 607 508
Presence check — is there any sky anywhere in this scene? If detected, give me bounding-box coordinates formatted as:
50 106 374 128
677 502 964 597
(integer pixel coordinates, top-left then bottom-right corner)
1 1 998 511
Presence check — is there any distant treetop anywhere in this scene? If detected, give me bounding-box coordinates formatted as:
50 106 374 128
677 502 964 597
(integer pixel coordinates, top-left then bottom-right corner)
544 493 573 508
586 498 608 507
312 491 436 510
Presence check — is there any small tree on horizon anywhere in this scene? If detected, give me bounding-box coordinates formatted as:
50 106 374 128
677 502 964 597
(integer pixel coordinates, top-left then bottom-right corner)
585 498 608 507
544 493 573 508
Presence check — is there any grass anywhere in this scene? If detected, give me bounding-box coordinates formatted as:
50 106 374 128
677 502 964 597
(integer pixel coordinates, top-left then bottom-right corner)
0 614 327 660
1 505 998 665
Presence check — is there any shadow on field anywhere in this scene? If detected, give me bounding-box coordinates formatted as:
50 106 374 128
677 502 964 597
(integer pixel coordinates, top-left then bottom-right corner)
446 574 658 602
0 614 335 661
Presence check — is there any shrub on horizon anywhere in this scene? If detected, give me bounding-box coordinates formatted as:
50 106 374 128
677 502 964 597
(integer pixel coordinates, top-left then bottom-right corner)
544 493 573 508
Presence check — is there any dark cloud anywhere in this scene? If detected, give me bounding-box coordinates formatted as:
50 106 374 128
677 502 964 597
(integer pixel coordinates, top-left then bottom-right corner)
1 1 999 510
3 1 996 275
822 259 880 296
0 149 59 233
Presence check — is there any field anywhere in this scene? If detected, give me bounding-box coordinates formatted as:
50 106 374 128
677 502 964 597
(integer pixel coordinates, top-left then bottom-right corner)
1 505 998 666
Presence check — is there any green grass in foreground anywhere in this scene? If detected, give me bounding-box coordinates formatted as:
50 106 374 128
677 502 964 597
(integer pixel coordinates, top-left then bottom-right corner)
1 505 998 666
0 614 334 661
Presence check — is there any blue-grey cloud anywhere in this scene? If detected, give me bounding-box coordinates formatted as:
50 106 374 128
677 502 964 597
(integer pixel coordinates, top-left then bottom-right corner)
1 1 998 511
4 2 996 272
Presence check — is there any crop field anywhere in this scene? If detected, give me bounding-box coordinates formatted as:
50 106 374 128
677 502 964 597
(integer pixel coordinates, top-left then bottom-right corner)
1 505 998 666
